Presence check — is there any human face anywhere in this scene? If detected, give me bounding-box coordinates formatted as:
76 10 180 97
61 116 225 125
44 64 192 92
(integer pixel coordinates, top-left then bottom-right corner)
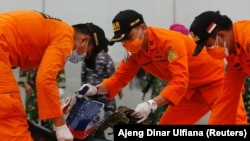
205 31 235 55
205 34 221 48
67 39 89 63
74 32 95 58
205 34 229 59
122 26 144 53
67 33 92 63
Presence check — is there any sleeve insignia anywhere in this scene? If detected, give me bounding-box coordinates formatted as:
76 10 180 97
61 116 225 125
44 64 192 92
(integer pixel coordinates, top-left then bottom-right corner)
167 50 178 63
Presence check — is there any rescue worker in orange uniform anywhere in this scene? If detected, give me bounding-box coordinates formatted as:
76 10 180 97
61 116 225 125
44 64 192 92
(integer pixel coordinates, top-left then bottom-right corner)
0 10 108 141
82 9 246 124
189 11 249 124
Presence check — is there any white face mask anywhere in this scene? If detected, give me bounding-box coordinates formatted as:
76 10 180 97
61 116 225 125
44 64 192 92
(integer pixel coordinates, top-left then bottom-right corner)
67 41 88 63
206 35 229 60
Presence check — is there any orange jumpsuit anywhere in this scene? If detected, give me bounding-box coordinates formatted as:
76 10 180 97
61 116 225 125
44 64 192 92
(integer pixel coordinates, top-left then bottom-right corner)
0 10 74 140
102 27 246 124
209 21 250 124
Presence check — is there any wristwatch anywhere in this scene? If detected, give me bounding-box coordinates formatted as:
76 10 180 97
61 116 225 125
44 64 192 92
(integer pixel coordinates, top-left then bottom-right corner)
147 100 157 113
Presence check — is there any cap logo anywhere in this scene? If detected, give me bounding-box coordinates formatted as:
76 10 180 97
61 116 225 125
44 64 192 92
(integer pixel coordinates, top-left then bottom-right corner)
130 18 141 27
93 32 99 46
111 34 125 42
190 31 200 42
113 22 121 32
206 22 217 34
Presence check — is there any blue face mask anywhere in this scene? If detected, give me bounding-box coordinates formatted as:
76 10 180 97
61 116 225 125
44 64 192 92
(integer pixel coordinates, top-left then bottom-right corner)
67 42 88 63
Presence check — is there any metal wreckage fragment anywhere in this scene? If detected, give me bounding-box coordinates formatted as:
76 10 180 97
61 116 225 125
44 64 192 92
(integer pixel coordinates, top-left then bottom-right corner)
28 106 150 141
86 106 150 139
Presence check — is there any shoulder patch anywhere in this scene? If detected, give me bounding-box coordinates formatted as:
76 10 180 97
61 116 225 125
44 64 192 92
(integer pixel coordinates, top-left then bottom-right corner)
167 50 178 62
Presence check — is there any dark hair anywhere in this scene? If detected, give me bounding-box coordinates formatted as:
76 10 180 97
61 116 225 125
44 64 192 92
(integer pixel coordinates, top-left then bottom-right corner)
103 47 108 52
72 24 93 46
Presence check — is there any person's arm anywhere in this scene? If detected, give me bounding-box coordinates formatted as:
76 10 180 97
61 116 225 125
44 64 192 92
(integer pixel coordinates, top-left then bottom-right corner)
131 39 190 123
37 47 73 140
36 38 72 126
96 83 109 94
96 58 141 99
19 69 33 95
211 58 246 123
52 116 66 126
154 40 189 107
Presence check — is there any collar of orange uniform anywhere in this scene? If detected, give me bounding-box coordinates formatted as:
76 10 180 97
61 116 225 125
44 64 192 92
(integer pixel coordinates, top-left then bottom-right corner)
147 27 157 50
235 42 242 55
232 25 241 55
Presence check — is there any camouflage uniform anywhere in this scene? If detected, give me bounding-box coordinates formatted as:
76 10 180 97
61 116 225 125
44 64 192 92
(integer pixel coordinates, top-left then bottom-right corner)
81 51 117 139
243 77 250 124
19 68 66 130
141 73 168 125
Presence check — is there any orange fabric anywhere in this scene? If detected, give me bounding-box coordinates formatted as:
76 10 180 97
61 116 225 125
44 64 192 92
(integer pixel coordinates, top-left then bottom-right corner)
236 96 248 124
159 90 211 124
103 27 224 104
0 10 74 139
0 43 19 93
208 21 250 124
0 91 33 141
102 27 232 123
